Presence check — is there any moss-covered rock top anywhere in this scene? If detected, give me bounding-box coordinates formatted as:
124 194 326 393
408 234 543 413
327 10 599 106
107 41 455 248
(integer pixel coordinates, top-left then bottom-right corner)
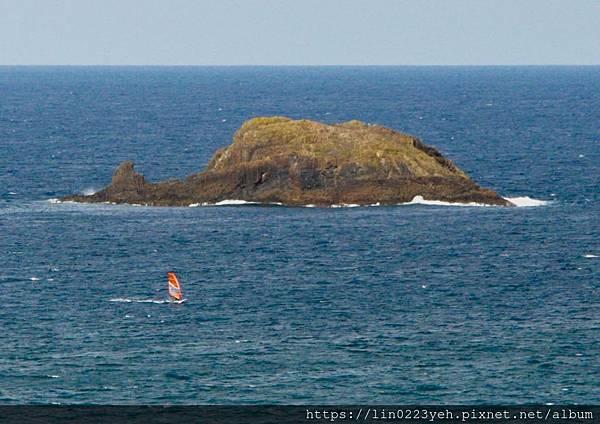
207 116 467 180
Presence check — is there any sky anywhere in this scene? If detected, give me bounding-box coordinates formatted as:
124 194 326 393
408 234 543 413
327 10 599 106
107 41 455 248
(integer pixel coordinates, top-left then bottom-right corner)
1 0 599 65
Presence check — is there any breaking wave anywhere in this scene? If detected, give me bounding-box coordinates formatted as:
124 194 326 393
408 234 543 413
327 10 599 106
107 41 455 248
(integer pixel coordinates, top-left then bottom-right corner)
81 187 99 196
405 195 549 208
504 196 550 207
404 195 489 207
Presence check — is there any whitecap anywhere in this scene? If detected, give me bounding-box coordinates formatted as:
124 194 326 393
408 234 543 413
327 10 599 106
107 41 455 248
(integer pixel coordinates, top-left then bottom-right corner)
30 277 40 281
583 254 598 258
504 196 549 207
46 198 62 204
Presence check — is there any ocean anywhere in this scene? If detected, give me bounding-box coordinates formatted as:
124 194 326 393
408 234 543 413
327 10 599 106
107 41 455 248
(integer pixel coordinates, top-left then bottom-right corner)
0 66 599 404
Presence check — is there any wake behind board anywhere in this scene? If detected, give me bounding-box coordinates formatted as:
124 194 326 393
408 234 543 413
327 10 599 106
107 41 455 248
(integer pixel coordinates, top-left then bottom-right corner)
168 298 187 304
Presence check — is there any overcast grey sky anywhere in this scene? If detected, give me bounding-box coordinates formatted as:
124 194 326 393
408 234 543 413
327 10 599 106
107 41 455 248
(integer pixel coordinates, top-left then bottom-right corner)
1 0 599 65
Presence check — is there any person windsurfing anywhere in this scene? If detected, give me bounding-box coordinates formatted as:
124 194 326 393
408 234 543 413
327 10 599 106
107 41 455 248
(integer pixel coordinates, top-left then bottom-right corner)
167 271 184 302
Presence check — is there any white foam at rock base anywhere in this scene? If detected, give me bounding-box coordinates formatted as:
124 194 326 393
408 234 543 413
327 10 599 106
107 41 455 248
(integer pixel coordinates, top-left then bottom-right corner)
331 204 361 208
404 195 489 207
503 196 549 207
189 199 283 207
57 196 548 209
406 195 549 208
215 199 258 205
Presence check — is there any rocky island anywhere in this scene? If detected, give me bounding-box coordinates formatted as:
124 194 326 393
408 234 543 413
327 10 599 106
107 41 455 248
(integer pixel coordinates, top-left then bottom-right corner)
63 117 513 207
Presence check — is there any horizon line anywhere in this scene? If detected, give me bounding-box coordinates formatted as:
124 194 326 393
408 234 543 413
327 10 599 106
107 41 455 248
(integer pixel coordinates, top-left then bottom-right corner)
1 63 600 67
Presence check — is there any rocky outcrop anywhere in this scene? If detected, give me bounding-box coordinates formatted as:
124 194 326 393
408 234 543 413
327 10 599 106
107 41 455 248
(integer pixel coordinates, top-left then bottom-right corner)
63 117 513 206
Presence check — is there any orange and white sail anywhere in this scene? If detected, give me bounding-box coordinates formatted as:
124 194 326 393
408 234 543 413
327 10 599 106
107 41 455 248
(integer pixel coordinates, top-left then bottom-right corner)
167 272 183 301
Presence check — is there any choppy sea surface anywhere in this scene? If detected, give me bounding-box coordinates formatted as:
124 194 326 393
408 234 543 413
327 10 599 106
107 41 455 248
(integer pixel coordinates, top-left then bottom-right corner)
1 66 599 404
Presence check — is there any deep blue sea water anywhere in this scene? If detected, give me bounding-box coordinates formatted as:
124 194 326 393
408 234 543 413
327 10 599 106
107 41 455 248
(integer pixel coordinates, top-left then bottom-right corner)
0 66 599 404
